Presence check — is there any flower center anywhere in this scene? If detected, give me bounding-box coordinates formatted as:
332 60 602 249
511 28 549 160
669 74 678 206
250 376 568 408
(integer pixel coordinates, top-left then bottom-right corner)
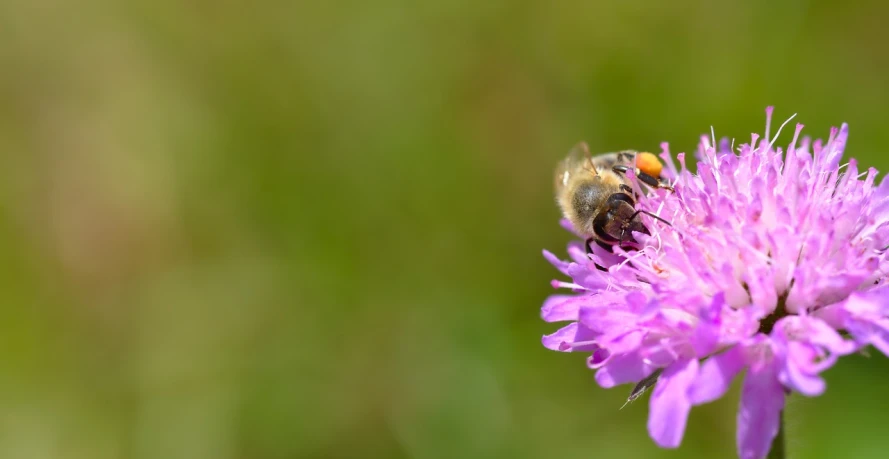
757 293 789 335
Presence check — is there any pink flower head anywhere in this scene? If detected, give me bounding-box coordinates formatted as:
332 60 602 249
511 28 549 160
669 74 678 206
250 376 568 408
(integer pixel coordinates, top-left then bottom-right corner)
542 108 889 459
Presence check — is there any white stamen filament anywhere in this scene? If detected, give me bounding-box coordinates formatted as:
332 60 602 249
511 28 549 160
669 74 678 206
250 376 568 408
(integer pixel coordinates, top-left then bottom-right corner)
568 339 598 350
767 113 798 153
711 126 717 153
553 281 583 290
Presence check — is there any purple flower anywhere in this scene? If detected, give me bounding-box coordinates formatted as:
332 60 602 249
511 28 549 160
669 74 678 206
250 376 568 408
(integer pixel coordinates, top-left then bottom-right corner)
542 107 889 459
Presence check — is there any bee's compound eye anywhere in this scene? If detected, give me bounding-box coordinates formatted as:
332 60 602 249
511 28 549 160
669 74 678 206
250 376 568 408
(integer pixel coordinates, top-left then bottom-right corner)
635 152 663 179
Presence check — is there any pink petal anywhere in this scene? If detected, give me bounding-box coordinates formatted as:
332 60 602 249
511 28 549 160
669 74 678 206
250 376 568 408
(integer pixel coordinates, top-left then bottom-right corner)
543 323 600 352
780 341 825 396
689 345 745 404
566 241 590 264
736 366 785 459
846 316 889 356
559 218 583 236
596 329 643 355
567 263 610 290
541 294 585 322
594 351 656 388
647 358 698 448
804 317 857 356
691 294 726 355
542 250 571 275
542 323 578 351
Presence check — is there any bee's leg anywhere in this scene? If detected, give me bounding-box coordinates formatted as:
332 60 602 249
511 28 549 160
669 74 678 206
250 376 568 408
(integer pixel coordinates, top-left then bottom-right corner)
656 181 675 192
644 174 674 192
611 165 634 178
612 165 673 192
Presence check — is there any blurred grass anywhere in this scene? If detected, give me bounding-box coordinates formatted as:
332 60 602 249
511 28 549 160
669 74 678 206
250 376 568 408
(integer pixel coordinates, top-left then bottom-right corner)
1 0 889 458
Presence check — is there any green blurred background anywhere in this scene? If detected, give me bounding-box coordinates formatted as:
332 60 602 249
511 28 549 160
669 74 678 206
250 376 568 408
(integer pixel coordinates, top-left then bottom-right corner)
1 1 888 458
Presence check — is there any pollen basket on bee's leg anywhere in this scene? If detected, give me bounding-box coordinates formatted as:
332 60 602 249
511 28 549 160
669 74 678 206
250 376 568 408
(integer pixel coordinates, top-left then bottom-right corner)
635 152 663 179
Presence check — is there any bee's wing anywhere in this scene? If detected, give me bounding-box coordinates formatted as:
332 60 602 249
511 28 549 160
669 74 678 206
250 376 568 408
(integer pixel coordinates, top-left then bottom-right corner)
566 141 591 166
555 142 593 191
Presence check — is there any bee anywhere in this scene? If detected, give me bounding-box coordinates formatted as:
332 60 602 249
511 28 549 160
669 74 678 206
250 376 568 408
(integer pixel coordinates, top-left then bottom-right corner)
555 142 672 253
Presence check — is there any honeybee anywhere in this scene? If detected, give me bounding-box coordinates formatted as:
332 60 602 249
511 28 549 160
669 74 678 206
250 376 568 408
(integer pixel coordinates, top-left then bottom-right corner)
555 142 672 252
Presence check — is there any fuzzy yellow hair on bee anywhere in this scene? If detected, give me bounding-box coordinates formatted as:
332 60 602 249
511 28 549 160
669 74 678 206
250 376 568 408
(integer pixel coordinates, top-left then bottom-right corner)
554 144 672 252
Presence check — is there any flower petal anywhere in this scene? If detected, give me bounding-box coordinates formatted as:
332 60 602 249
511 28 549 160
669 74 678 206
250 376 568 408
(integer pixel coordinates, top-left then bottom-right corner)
541 294 585 322
559 218 583 236
803 316 857 356
736 366 785 459
780 341 825 396
566 241 590 264
542 323 578 351
543 322 600 352
690 293 726 355
846 316 889 356
829 289 889 355
647 358 698 448
594 351 656 388
567 263 610 290
688 345 745 404
542 250 571 275
596 329 643 355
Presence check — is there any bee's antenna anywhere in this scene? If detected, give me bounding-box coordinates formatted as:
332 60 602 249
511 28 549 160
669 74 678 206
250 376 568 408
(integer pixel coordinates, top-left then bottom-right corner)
585 157 600 176
630 210 672 227
619 210 672 246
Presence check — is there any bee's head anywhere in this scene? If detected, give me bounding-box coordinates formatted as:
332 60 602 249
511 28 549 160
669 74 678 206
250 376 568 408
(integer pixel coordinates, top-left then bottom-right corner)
592 193 648 245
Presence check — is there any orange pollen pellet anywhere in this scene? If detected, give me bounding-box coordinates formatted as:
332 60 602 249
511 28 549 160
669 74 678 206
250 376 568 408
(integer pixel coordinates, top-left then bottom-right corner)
635 152 663 179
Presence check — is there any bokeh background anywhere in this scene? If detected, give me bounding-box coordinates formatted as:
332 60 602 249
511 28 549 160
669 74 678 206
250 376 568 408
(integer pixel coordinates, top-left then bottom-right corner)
1 1 889 458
